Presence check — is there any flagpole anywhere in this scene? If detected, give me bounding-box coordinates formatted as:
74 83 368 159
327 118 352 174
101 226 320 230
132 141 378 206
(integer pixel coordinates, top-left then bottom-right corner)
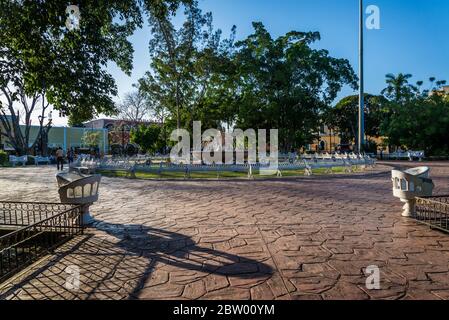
358 0 365 153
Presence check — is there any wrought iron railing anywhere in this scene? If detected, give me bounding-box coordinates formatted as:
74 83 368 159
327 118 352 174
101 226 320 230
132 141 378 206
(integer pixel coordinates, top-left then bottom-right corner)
415 196 449 233
0 202 78 227
0 202 83 283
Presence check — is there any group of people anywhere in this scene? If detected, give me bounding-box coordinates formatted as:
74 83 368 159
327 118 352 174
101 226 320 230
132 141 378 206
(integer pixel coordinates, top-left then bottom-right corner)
55 147 75 171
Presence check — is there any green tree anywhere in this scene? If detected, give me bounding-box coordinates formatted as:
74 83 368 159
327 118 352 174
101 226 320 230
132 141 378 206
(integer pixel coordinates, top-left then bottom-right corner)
130 124 163 154
0 150 8 166
232 22 357 151
381 73 416 103
82 131 101 148
139 1 236 131
380 76 449 155
325 94 387 144
0 0 189 155
381 95 449 155
0 1 142 154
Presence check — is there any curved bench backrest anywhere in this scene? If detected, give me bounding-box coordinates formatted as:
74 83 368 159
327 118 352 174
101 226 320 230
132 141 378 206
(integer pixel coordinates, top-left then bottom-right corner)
58 174 102 204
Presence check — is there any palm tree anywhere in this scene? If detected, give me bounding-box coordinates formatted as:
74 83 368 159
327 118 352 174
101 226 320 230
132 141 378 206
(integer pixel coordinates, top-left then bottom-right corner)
381 73 416 103
415 78 447 96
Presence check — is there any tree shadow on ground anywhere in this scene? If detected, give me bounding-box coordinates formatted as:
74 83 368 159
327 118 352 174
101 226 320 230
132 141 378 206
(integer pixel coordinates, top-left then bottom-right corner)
0 220 274 300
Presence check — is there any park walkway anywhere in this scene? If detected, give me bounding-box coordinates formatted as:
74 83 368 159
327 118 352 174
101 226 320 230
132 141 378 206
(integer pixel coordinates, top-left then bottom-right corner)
0 162 449 300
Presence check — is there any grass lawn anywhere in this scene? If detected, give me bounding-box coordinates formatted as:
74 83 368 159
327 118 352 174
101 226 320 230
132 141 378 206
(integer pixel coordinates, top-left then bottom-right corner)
98 166 362 180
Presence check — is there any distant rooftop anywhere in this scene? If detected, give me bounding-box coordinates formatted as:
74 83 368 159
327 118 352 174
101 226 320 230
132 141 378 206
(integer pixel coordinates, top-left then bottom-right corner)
83 118 157 130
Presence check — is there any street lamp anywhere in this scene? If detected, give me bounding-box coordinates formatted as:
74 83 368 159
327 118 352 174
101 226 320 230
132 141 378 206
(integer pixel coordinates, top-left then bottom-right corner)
358 0 365 153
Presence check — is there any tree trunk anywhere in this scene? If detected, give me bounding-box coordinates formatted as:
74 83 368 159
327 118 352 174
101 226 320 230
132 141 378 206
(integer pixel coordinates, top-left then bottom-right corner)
0 89 50 156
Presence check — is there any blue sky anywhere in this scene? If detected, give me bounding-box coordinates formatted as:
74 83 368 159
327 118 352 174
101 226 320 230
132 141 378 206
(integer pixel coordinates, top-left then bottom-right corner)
59 0 449 125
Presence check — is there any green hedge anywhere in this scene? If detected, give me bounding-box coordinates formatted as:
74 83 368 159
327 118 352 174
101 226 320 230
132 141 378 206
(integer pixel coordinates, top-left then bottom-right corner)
0 150 8 166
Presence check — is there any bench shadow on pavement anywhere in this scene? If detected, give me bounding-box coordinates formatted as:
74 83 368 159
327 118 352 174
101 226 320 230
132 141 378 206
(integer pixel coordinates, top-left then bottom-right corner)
0 220 273 300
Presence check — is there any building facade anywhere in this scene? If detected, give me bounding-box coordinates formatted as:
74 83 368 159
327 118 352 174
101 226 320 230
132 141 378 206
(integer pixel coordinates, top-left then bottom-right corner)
84 118 157 149
442 86 449 95
1 115 108 155
308 125 385 153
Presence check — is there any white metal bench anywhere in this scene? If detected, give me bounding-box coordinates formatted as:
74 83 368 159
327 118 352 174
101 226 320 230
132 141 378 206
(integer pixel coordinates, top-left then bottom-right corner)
408 151 425 162
9 155 28 167
97 152 376 179
80 159 97 173
385 151 425 161
69 158 98 174
34 156 51 165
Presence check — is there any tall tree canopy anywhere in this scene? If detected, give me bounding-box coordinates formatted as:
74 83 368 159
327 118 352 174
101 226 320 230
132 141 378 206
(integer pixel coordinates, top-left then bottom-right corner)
138 1 236 132
381 73 416 104
130 124 164 154
0 0 189 155
232 22 357 151
380 75 449 155
381 73 447 104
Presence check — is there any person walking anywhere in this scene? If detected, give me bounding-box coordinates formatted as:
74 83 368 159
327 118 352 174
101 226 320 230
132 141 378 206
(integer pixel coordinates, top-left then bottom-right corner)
56 147 65 171
67 148 74 165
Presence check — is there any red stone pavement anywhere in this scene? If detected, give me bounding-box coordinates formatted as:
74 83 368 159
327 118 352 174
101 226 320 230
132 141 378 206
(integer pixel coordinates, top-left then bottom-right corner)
0 161 449 300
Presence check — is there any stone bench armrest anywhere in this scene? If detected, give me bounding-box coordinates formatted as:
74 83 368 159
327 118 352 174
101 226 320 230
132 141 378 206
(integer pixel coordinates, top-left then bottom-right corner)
57 174 102 205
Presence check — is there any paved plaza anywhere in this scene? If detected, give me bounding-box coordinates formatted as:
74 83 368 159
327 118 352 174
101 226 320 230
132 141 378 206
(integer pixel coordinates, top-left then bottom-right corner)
1 162 449 300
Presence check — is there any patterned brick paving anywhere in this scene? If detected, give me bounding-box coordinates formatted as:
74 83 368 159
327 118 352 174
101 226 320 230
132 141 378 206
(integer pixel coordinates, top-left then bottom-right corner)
1 162 449 300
